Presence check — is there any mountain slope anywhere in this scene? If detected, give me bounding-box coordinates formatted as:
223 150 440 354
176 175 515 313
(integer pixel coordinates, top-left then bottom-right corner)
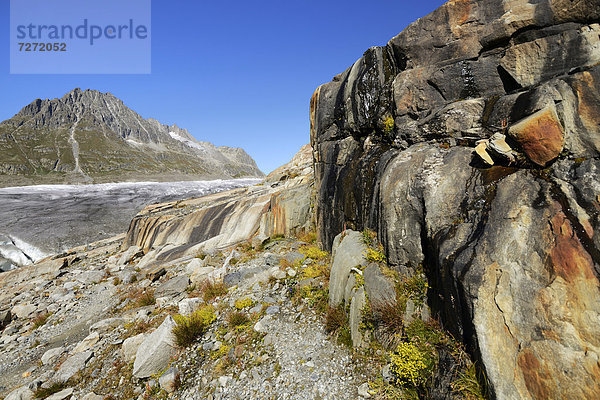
0 88 264 187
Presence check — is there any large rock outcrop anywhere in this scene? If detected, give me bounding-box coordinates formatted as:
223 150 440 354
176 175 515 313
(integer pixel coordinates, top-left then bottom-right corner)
311 1 600 399
122 145 314 266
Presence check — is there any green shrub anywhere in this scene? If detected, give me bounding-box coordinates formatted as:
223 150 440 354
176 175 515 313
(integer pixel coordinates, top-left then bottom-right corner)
390 342 432 387
364 246 386 263
383 116 395 133
361 229 377 246
172 306 216 347
300 244 328 261
301 263 329 279
234 297 254 310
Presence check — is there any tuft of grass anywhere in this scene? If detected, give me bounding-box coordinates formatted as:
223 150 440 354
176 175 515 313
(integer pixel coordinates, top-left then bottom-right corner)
34 381 69 399
137 290 156 307
200 280 228 303
371 300 404 337
325 306 346 334
32 312 52 329
227 311 250 329
297 230 317 244
452 362 488 400
172 306 216 347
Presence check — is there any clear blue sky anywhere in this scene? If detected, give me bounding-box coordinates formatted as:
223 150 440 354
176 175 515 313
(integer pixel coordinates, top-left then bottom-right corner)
0 0 446 174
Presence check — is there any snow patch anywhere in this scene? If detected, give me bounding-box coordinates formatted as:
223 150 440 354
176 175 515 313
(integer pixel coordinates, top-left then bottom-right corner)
168 131 206 151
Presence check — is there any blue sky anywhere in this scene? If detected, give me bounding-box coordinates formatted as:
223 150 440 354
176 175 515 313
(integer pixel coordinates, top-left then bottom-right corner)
1 0 447 174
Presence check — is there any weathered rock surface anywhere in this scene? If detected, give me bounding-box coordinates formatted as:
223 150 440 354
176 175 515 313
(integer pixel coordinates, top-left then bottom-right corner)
158 367 180 393
4 386 34 400
53 350 93 382
132 316 177 379
328 230 368 307
363 263 396 308
121 333 146 363
122 145 314 266
311 1 600 399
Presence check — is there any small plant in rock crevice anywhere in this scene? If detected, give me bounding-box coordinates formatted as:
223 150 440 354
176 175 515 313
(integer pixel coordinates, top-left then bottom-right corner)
325 306 346 334
364 246 386 263
383 115 395 133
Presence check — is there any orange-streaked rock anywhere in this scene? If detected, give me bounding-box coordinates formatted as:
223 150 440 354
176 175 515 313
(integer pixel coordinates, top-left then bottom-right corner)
509 104 565 166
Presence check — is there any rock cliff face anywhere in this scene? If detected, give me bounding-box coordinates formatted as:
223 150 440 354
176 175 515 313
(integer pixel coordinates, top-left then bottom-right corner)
0 88 263 187
311 1 600 399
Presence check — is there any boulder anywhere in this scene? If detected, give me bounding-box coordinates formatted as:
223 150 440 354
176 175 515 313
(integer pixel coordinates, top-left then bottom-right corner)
178 298 202 316
41 346 65 365
0 309 12 330
72 331 99 354
89 318 125 334
45 388 73 400
283 252 304 265
121 333 146 362
159 367 180 393
189 266 215 286
132 316 177 378
11 304 36 319
328 230 367 307
508 103 565 166
154 275 189 298
349 287 366 348
4 386 34 400
81 394 103 400
75 270 105 285
363 263 396 308
118 246 144 266
147 267 166 282
53 350 93 382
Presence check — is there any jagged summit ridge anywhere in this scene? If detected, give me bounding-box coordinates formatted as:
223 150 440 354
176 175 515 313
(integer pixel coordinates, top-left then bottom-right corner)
0 88 264 186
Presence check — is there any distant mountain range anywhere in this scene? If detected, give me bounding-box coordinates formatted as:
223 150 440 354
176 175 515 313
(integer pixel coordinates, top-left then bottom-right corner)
0 88 264 187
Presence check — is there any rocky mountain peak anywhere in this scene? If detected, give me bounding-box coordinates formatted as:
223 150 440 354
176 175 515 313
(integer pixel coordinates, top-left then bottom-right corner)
0 89 264 186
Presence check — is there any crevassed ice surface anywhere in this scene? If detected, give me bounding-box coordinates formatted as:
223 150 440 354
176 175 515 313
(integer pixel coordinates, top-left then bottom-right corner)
0 179 261 263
